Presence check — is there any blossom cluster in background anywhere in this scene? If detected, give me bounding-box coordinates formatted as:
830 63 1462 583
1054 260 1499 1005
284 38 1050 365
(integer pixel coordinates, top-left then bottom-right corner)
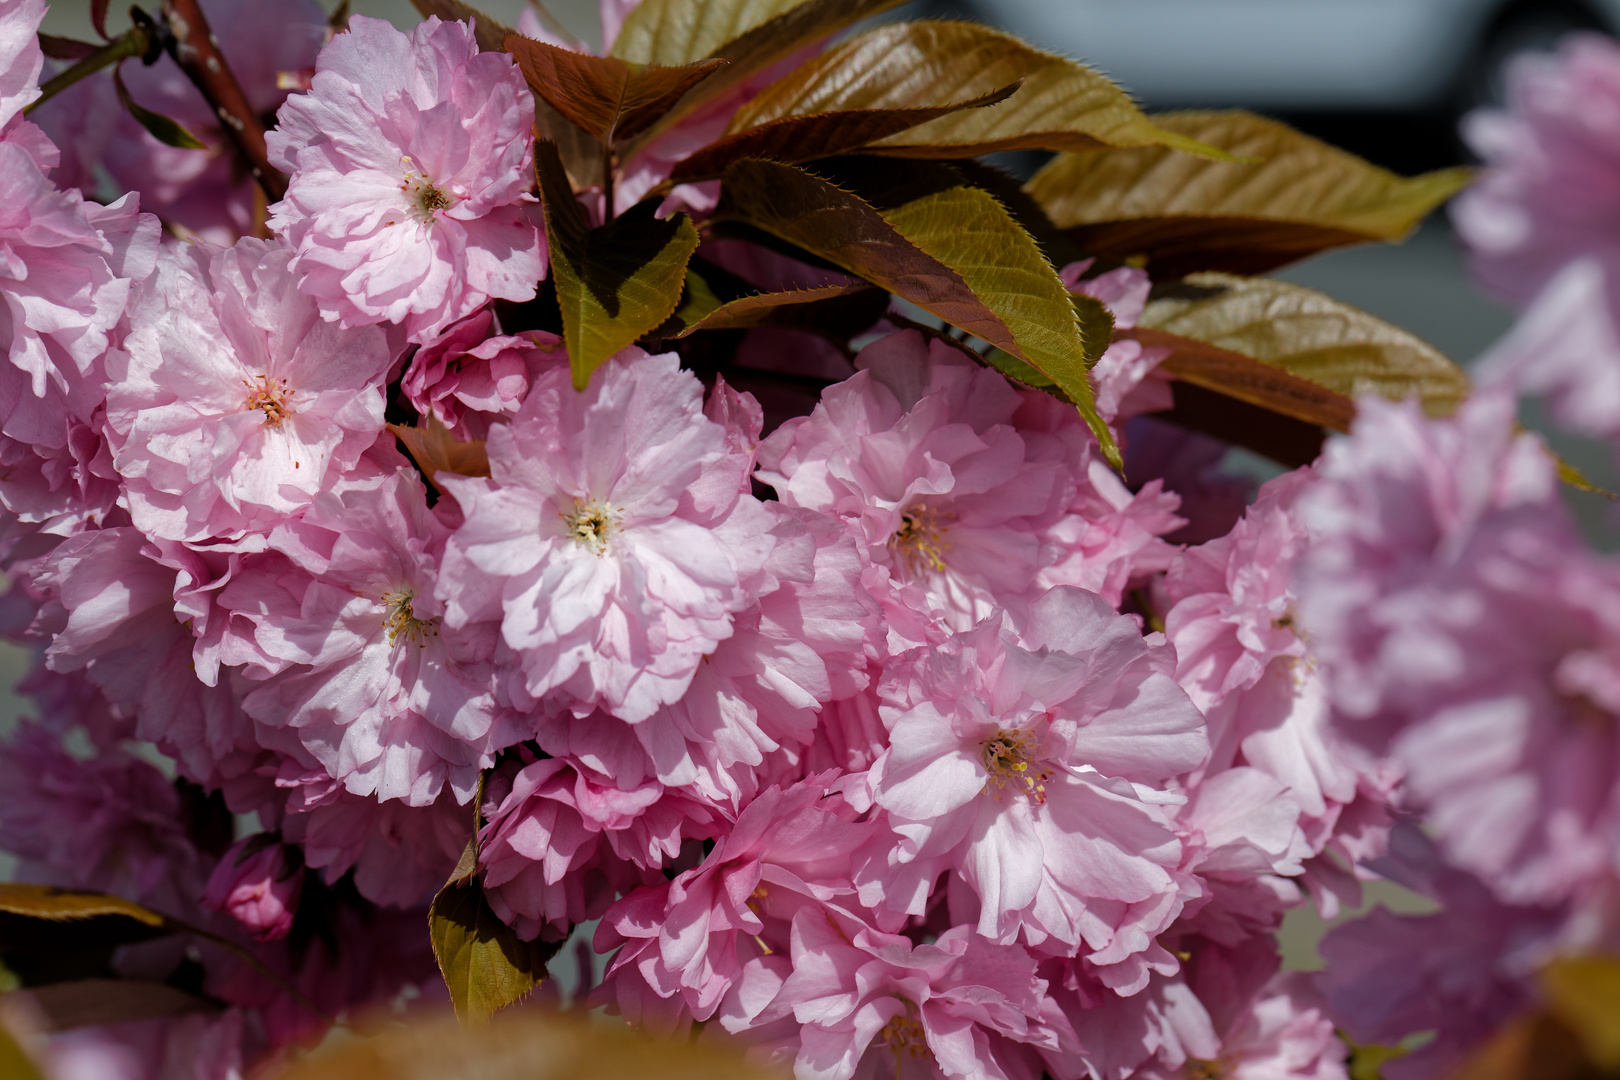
0 0 1616 1076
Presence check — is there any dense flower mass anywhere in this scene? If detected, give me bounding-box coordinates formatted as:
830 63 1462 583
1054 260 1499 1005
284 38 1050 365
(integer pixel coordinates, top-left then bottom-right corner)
267 15 545 343
5 0 1620 1076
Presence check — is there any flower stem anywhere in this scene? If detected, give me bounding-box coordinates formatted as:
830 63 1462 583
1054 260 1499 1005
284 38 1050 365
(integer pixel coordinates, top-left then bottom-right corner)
24 25 148 113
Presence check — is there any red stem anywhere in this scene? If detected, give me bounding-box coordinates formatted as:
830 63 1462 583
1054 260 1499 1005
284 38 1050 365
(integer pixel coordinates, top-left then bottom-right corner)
159 0 288 202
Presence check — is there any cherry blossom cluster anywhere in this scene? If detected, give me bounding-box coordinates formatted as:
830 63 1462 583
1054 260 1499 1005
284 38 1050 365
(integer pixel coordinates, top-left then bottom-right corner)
3 0 1615 1077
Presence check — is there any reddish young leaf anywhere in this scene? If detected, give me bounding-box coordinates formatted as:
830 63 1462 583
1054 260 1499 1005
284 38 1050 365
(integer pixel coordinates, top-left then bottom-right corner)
667 83 1019 183
505 37 725 145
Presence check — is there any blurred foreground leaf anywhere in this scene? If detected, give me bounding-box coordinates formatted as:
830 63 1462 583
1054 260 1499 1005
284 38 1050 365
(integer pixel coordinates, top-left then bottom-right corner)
429 842 563 1026
1139 273 1469 419
278 1006 781 1080
1542 957 1620 1070
727 21 1226 160
1028 111 1471 277
0 1021 44 1080
537 141 700 388
5 979 214 1031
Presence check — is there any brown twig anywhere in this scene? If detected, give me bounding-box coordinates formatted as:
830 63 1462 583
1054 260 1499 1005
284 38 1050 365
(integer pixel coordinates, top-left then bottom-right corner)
158 0 288 202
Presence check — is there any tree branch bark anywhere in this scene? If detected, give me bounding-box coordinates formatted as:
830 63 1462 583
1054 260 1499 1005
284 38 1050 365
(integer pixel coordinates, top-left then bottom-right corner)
159 0 288 202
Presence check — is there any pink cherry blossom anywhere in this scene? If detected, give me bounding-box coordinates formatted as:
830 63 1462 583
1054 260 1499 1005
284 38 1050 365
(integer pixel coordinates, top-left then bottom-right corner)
105 236 393 543
1316 826 1564 1080
400 308 565 438
436 351 777 723
277 770 468 908
240 467 512 807
742 910 1063 1080
1299 392 1620 903
858 587 1207 960
759 330 1179 629
595 773 873 1024
34 526 274 790
203 836 305 941
267 15 545 344
0 723 209 917
1453 33 1620 308
0 0 42 136
478 753 698 941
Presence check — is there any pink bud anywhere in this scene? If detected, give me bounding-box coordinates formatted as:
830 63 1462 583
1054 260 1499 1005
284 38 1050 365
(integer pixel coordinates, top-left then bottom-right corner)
203 838 304 942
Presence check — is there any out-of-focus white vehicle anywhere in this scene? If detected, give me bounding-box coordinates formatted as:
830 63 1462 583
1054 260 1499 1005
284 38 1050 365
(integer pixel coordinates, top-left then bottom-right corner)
958 0 1618 110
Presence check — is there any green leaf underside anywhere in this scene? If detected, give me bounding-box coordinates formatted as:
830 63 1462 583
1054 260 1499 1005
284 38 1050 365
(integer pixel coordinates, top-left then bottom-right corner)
505 37 725 144
15 979 214 1032
1128 327 1358 432
0 884 168 927
984 293 1114 391
717 158 1120 467
1140 273 1470 419
113 67 206 150
725 21 1227 160
1027 111 1473 276
536 141 700 388
668 83 1020 182
429 842 562 1025
611 0 910 141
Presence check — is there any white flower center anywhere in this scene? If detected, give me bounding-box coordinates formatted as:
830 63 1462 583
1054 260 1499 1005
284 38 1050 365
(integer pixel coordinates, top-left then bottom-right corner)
244 374 294 427
383 588 437 647
981 727 1050 803
564 500 619 555
889 504 950 574
400 158 455 224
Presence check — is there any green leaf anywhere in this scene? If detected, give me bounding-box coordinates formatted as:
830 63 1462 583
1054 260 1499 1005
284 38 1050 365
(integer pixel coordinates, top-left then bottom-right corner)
725 21 1227 160
505 37 725 144
1138 273 1470 419
0 884 168 928
983 293 1114 390
717 157 1120 467
611 0 909 143
536 141 700 388
668 84 1020 183
1027 111 1473 277
429 841 562 1025
113 65 206 150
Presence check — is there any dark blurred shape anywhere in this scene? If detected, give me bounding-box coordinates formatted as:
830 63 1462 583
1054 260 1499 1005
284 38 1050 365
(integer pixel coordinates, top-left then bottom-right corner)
277 1006 784 1080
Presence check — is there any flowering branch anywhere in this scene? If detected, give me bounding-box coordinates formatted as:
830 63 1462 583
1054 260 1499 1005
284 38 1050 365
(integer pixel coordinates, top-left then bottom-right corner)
158 0 287 201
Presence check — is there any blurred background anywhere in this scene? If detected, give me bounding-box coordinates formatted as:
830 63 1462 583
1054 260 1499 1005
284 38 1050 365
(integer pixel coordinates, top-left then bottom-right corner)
16 0 1620 971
